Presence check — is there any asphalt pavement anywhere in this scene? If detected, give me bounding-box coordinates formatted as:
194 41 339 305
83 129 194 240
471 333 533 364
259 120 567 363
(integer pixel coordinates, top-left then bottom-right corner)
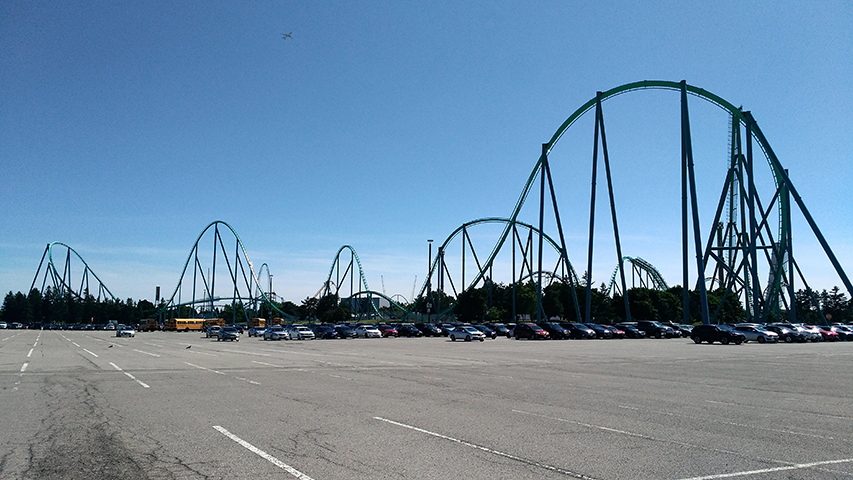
1 329 852 479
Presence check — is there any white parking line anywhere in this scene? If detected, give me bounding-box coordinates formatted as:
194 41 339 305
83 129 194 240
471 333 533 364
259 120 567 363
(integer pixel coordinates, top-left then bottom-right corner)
373 416 596 479
82 348 98 357
618 404 845 442
109 362 150 388
213 426 314 480
676 457 853 480
133 349 161 357
27 348 33 358
186 362 259 385
20 363 28 372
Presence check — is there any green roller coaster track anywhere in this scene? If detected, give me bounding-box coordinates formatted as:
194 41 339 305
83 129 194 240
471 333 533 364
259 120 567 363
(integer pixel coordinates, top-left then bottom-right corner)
31 242 117 302
452 80 851 324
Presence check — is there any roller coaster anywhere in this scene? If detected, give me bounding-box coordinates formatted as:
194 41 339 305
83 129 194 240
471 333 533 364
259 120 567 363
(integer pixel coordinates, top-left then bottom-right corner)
29 80 851 325
30 242 117 301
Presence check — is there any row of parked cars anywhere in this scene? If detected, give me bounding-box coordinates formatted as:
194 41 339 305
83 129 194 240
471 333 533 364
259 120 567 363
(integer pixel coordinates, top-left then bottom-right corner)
199 320 853 346
690 322 853 344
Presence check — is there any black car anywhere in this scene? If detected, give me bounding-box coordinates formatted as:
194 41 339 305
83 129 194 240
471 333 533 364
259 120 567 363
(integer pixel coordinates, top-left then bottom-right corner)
636 320 672 339
396 324 424 337
484 323 510 336
513 323 550 340
690 324 745 345
584 324 613 339
333 324 357 338
473 324 497 339
538 322 571 339
312 324 340 339
560 323 596 339
414 323 443 337
764 324 805 343
615 323 646 339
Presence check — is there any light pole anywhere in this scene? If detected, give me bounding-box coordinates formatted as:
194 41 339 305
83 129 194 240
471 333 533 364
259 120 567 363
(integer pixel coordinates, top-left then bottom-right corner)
427 239 433 323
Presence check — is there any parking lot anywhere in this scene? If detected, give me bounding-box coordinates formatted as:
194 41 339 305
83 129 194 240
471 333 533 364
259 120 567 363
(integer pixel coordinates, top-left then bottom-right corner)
1 330 852 479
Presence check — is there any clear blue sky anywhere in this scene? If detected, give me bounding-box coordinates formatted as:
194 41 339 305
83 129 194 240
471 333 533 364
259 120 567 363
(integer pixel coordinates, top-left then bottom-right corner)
2 1 852 305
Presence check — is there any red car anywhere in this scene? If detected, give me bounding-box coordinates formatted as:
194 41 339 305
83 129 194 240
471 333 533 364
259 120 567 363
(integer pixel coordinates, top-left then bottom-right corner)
513 323 550 340
813 326 840 342
377 324 398 337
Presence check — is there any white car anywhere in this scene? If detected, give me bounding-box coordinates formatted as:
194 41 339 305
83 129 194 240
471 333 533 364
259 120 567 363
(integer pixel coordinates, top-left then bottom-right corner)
354 325 382 338
448 326 486 342
116 325 136 337
286 325 315 340
734 324 778 343
263 325 290 341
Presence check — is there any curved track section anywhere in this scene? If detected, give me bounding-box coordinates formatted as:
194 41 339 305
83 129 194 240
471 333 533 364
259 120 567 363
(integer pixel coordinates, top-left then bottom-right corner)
473 80 850 324
418 217 580 316
607 257 670 296
30 242 117 301
157 221 293 321
320 245 371 299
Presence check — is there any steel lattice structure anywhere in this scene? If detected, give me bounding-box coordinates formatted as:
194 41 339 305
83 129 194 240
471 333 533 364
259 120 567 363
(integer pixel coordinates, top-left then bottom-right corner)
30 242 117 301
157 220 293 322
469 79 851 325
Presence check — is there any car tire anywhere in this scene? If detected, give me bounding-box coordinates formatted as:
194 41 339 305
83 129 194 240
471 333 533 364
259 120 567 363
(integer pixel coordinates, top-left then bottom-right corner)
784 336 793 343
655 332 662 339
479 338 484 342
515 335 520 340
721 337 729 345
735 340 743 345
450 335 456 342
693 337 702 344
465 335 471 342
758 336 766 343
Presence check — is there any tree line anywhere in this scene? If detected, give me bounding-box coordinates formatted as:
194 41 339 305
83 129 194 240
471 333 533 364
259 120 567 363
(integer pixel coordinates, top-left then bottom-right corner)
2 283 849 326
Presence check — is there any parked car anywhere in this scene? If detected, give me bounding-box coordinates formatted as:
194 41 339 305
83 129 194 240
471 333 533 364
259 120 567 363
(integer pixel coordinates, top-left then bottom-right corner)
560 323 596 339
764 324 806 343
414 323 443 337
484 323 510 336
828 325 853 341
396 324 424 337
538 322 572 339
377 324 399 337
217 326 240 342
286 324 315 340
206 326 222 338
774 323 822 342
263 325 289 341
247 326 266 337
354 325 382 338
448 326 486 342
636 320 674 339
734 324 779 343
690 324 745 344
116 325 136 338
616 323 646 338
472 324 498 339
333 324 357 338
584 324 613 339
599 324 626 339
312 324 341 339
513 323 550 340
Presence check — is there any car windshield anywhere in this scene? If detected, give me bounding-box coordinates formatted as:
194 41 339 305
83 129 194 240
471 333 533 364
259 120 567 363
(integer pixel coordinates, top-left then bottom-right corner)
718 325 735 332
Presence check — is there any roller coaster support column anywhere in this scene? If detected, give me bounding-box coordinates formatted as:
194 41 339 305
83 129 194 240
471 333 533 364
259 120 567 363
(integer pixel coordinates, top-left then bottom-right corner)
743 111 853 310
543 142 584 323
537 144 547 323
597 98 632 322
681 81 710 325
585 97 602 323
746 118 760 322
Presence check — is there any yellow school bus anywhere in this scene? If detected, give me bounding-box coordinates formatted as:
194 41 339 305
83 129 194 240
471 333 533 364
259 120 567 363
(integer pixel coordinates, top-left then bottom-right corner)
164 318 206 332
